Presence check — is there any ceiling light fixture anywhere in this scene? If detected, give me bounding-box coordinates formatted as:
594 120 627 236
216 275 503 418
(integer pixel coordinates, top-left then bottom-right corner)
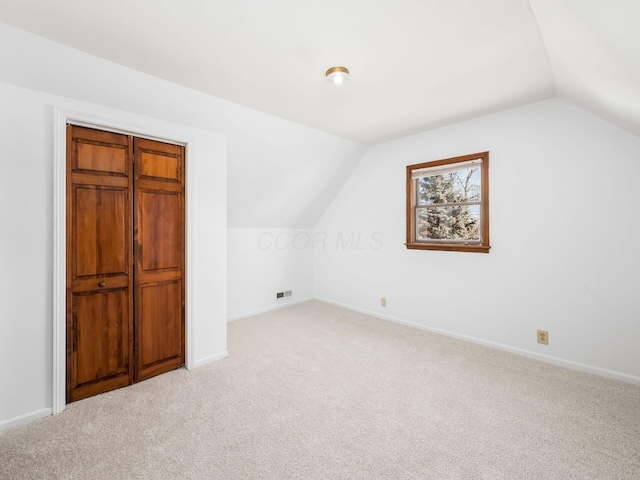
325 66 349 86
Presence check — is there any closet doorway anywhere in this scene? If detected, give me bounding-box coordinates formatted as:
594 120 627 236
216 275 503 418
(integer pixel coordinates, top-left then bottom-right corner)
66 125 185 402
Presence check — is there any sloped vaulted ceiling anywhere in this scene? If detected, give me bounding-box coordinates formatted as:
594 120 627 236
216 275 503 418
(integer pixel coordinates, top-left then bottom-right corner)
0 0 556 145
529 0 640 138
0 1 638 227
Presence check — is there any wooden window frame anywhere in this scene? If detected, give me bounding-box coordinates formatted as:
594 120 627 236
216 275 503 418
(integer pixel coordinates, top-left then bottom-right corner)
406 151 490 253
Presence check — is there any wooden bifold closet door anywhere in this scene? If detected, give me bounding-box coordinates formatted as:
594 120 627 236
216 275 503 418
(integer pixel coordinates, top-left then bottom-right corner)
66 125 185 403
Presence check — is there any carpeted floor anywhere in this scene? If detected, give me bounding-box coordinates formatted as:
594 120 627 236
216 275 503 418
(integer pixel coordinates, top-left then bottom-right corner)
1 300 639 479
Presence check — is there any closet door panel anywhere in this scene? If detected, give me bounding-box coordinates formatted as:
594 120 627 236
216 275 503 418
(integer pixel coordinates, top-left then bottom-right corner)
139 191 180 271
73 289 130 385
76 142 127 174
139 151 180 180
67 125 134 403
134 137 185 382
138 281 183 369
74 186 128 277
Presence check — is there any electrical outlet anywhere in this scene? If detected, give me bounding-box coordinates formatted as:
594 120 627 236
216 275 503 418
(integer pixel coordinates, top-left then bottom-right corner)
276 292 284 299
537 330 548 345
284 290 292 297
381 297 386 307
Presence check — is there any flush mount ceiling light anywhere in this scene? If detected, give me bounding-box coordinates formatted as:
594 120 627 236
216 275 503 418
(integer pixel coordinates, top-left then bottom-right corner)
325 66 349 86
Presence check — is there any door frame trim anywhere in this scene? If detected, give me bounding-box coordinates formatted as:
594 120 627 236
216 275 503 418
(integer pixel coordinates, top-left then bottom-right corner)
53 108 195 414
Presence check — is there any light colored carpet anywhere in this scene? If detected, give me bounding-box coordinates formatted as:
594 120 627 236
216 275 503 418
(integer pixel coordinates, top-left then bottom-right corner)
1 300 639 479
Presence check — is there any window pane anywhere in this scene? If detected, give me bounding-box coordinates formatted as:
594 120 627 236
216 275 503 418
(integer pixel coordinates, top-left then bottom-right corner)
416 205 480 242
417 167 481 205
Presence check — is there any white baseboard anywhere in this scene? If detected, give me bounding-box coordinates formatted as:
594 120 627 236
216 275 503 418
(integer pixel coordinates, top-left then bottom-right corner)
0 408 52 432
193 350 229 368
227 297 314 322
315 297 640 385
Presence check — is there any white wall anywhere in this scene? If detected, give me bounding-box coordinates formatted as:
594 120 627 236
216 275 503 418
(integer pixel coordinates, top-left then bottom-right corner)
0 84 53 427
227 228 315 320
315 98 640 383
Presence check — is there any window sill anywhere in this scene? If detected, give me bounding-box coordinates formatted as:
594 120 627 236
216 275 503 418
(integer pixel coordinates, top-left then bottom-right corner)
405 243 490 253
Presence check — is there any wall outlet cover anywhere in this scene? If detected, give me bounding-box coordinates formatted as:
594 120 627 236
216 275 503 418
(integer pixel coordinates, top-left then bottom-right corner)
537 330 549 345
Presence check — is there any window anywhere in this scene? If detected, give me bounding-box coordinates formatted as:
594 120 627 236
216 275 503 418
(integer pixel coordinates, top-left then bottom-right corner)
406 152 490 253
